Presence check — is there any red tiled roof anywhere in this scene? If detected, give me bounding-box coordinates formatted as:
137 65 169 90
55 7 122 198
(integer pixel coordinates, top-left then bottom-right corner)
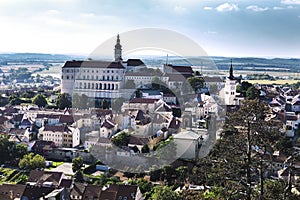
129 98 159 104
59 115 74 124
125 59 145 66
101 120 115 129
82 184 102 199
43 125 71 132
129 136 149 146
62 60 125 69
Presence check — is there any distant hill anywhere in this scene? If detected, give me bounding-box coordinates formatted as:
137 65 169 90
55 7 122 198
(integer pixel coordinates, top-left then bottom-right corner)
1 53 300 73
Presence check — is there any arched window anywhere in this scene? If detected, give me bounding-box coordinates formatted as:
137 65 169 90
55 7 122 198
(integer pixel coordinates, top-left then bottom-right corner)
107 76 109 80
84 83 86 89
116 84 118 90
79 83 82 89
111 84 114 90
104 83 106 90
96 83 98 89
100 83 102 90
107 84 110 90
92 83 94 89
88 83 90 89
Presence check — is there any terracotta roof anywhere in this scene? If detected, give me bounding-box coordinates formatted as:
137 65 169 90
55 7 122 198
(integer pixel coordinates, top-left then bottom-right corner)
43 125 71 132
59 179 73 188
23 186 54 200
70 182 86 197
129 136 149 146
59 115 74 124
125 59 145 66
129 98 159 104
62 60 125 69
101 120 115 129
82 184 102 200
107 184 139 200
125 72 157 76
28 170 63 186
99 191 117 200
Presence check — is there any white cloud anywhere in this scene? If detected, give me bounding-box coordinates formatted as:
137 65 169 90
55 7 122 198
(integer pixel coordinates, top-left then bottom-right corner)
273 6 284 10
80 12 96 19
246 5 269 12
281 0 300 5
174 5 187 13
216 3 239 12
203 6 213 10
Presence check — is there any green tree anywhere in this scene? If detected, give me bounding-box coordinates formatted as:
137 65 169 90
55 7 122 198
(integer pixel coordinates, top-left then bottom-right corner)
246 86 260 100
56 93 72 109
150 186 180 200
15 144 28 159
187 77 204 92
19 153 46 170
72 157 83 173
176 166 188 184
111 131 130 147
32 94 47 107
9 94 22 105
141 144 150 153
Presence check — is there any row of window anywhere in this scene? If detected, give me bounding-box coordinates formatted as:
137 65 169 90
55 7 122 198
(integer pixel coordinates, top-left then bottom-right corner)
62 75 121 81
63 69 121 74
77 82 119 90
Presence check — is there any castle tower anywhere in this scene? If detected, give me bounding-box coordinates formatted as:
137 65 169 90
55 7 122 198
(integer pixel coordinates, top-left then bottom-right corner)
114 34 122 62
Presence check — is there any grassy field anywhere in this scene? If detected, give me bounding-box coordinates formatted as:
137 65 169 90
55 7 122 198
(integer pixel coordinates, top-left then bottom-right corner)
244 80 299 85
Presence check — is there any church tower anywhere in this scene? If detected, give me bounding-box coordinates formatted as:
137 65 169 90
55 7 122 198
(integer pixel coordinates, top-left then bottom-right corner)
114 34 122 62
224 59 237 105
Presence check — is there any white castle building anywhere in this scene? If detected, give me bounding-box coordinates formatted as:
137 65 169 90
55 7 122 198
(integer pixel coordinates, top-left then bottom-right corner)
61 35 145 99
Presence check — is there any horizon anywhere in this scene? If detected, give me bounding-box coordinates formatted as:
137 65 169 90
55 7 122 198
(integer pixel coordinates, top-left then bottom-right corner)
0 0 300 58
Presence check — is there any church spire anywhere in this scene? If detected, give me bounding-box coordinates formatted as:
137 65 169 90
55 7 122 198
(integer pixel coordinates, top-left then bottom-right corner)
114 34 122 62
228 59 234 80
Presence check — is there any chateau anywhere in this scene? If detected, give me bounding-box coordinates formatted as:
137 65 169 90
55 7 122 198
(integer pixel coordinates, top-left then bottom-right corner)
61 35 194 101
61 34 146 99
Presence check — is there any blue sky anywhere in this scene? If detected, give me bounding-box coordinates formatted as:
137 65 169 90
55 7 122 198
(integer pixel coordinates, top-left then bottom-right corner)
0 0 300 57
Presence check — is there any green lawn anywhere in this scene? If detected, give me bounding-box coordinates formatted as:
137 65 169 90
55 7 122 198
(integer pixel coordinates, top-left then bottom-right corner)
0 167 28 184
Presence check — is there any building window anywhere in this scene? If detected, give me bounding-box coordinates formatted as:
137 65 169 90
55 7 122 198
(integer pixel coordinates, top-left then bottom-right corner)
66 76 69 79
107 76 109 80
100 83 102 90
112 84 114 90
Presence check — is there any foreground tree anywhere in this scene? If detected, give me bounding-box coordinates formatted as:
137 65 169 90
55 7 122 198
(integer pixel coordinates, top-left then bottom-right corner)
72 157 83 173
150 186 180 200
19 153 46 170
194 99 286 199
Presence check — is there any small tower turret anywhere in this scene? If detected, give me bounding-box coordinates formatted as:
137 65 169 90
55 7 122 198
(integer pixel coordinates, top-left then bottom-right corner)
114 34 122 62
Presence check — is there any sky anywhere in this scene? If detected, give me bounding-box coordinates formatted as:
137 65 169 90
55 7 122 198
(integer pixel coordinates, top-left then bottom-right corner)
0 0 300 58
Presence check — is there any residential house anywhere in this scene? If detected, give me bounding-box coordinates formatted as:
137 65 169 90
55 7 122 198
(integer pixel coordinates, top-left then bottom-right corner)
38 125 80 148
173 130 203 160
100 119 118 138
